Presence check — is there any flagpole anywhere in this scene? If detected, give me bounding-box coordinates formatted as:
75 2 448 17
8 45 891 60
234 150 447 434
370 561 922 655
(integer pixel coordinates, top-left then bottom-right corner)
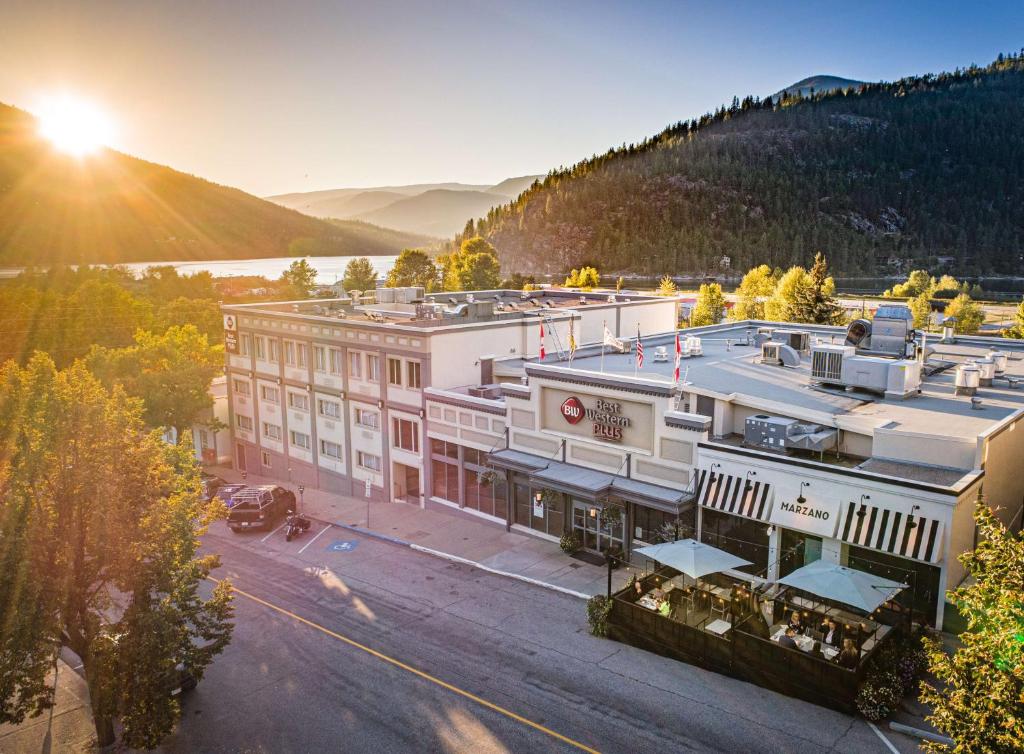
600 319 606 373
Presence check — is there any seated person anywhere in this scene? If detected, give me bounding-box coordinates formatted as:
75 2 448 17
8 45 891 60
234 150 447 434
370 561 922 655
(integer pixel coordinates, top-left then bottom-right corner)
778 627 799 650
787 610 805 635
819 618 842 647
808 640 827 660
658 598 671 618
633 579 645 598
836 638 859 669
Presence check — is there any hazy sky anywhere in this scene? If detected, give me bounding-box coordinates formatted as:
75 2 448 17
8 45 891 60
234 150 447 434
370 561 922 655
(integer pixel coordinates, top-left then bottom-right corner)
2 1 1022 196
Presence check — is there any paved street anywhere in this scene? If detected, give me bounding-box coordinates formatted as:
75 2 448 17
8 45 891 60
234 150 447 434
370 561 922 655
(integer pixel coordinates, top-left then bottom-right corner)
144 519 910 753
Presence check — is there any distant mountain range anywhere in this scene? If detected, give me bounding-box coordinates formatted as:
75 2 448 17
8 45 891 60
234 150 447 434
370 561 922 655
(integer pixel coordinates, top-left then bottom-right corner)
0 103 431 266
772 75 865 100
457 54 1024 277
267 175 541 237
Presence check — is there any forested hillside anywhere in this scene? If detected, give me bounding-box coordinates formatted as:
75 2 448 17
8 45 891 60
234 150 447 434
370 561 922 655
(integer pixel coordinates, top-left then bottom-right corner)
460 53 1024 277
0 103 425 265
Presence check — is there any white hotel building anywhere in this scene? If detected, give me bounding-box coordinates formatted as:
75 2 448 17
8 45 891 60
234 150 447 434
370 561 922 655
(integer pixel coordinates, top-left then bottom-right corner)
223 293 1024 630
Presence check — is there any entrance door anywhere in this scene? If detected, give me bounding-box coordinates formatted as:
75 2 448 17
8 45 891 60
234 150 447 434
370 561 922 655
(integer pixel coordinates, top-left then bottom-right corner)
392 462 420 504
236 443 246 472
572 500 624 554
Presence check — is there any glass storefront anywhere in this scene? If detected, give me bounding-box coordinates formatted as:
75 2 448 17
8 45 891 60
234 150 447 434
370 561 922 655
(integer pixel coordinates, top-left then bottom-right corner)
700 508 770 574
779 528 823 577
513 482 566 538
463 448 508 520
847 546 941 626
571 500 624 554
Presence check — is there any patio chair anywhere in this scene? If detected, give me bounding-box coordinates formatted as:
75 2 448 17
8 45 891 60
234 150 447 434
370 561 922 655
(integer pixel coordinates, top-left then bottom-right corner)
710 597 729 623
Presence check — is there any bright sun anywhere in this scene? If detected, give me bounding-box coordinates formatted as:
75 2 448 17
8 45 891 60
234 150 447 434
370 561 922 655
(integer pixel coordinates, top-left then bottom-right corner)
36 94 116 157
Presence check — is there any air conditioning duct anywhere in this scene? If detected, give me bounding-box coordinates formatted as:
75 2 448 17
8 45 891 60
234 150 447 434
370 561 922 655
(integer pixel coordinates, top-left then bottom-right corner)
955 364 980 396
772 329 811 353
988 351 1008 374
973 357 996 386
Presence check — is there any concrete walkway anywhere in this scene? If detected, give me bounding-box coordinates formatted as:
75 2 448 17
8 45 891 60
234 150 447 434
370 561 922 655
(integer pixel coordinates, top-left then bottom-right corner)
208 466 633 598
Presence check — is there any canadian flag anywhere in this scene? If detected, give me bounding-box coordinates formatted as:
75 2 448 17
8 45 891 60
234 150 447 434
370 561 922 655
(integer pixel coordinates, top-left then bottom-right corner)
539 321 546 360
674 330 682 383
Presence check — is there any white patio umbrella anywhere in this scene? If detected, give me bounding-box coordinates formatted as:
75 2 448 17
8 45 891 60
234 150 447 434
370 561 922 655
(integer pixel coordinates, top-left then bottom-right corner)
777 560 906 614
633 538 753 579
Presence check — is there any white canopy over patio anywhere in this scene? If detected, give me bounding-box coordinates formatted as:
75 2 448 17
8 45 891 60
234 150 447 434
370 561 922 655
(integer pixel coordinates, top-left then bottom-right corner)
777 560 907 614
634 538 753 580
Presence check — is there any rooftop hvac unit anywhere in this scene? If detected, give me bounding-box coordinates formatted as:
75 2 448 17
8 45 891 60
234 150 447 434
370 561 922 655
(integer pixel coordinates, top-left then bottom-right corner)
467 385 502 399
376 287 396 304
973 357 996 386
811 344 854 383
955 364 980 396
988 351 1008 374
744 414 798 452
772 329 811 353
761 342 801 367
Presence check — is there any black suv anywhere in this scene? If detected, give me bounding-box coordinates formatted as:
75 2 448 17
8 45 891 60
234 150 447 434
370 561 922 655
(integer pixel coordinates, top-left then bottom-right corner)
226 485 296 532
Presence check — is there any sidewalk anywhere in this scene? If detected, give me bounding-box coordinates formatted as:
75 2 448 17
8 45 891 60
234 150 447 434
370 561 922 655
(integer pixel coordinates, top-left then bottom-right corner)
209 466 631 598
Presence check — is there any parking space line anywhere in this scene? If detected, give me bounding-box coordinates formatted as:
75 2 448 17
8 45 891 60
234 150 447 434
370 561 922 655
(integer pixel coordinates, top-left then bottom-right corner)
209 577 599 753
260 522 288 543
298 524 332 554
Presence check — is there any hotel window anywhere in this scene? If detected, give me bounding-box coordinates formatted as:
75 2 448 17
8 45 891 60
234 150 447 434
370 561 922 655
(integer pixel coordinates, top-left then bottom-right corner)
406 361 421 389
320 439 343 460
314 345 327 372
463 447 507 519
260 385 279 403
236 414 253 431
349 351 363 380
357 451 382 472
388 357 403 386
254 336 266 360
284 340 307 368
261 450 272 467
239 333 251 356
430 439 460 503
267 339 280 363
328 348 343 375
318 399 342 419
288 392 309 411
290 430 311 450
355 408 379 429
262 422 282 441
232 378 249 395
392 418 420 453
367 354 380 381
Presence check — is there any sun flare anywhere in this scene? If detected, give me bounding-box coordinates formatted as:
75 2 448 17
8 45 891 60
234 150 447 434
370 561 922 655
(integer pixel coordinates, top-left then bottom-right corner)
36 94 115 157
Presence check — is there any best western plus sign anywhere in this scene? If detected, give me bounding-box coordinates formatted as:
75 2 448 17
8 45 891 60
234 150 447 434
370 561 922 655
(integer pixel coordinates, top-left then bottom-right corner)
560 397 585 424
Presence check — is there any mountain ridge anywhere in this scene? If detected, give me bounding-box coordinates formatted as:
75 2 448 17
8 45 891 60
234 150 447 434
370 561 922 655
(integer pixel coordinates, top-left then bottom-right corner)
772 74 866 100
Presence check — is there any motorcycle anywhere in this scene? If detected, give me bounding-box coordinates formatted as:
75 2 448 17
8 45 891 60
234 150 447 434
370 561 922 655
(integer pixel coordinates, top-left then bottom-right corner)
284 510 312 541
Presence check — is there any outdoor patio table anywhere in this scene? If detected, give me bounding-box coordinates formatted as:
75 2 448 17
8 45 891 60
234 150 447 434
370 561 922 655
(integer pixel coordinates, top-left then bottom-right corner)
638 595 660 611
770 628 838 659
706 619 732 636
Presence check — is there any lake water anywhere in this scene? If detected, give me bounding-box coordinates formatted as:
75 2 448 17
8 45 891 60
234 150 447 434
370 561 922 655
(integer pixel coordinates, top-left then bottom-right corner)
0 255 400 282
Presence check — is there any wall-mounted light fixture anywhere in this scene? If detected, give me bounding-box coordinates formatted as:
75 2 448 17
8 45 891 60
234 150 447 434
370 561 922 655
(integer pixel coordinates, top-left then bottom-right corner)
856 494 871 518
766 524 776 537
906 504 921 530
744 470 757 492
797 481 811 505
709 463 722 484
377 400 384 409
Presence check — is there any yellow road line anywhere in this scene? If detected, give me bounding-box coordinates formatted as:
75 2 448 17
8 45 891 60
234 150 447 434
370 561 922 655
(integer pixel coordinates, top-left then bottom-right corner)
209 577 600 754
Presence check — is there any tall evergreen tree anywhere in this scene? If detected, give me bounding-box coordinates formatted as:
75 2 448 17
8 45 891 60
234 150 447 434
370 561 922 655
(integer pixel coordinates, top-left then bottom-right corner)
790 253 844 325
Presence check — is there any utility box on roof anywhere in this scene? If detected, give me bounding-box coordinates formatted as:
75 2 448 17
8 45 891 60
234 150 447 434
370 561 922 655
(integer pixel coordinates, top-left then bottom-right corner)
745 414 798 451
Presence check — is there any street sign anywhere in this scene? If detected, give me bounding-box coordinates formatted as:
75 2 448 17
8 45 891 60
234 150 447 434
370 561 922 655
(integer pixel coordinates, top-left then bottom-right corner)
364 478 372 498
327 540 358 553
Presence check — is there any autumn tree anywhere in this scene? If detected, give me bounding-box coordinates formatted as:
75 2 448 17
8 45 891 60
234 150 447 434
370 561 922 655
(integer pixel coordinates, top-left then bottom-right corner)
342 257 378 293
764 266 811 322
657 276 678 296
1005 299 1024 339
790 253 843 325
920 497 1023 753
943 294 985 334
729 264 777 320
886 270 933 298
440 236 502 291
0 355 233 747
564 266 600 289
86 325 223 441
909 291 933 330
280 259 318 298
386 248 437 289
156 297 223 341
690 283 725 326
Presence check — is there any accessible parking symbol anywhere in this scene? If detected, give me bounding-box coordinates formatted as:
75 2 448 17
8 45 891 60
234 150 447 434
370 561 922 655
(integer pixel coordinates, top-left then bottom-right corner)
327 540 358 553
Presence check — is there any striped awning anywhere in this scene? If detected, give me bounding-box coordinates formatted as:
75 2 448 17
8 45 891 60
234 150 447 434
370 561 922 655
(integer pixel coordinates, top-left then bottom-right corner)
695 468 772 521
837 502 944 564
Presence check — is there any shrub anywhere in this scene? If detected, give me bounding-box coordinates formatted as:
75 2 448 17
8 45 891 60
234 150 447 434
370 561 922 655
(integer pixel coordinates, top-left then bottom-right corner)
856 671 904 721
587 595 613 637
560 531 581 554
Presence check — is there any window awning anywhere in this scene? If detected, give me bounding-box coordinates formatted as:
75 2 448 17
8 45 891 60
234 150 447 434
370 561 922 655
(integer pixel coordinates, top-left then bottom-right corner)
695 468 773 522
837 501 944 564
486 448 551 474
529 463 615 499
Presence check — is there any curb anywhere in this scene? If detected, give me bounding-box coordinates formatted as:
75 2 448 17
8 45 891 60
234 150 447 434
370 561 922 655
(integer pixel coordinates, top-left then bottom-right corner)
327 520 594 601
888 721 954 746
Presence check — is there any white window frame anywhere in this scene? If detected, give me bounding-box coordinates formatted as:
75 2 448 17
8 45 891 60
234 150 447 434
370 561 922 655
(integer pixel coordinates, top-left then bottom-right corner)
261 450 272 467
239 333 251 356
387 357 402 386
262 422 282 441
232 378 250 395
289 430 311 450
260 385 279 404
357 451 382 472
320 439 343 459
406 360 421 390
391 417 420 453
236 414 253 431
288 391 310 411
349 351 363 380
254 336 266 360
318 399 342 419
314 345 327 372
355 408 380 430
329 348 343 375
268 339 280 364
366 353 380 382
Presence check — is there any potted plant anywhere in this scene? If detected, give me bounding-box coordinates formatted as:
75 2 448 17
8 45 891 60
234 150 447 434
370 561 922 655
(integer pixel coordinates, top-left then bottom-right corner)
560 531 582 554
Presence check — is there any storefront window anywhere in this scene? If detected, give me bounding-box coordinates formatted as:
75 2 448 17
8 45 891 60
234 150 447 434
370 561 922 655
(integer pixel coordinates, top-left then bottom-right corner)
632 506 679 544
847 546 941 626
700 508 770 574
513 481 565 538
778 528 821 577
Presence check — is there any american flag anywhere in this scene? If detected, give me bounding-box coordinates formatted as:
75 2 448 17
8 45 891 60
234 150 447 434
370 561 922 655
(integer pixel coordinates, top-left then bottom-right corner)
539 321 546 360
636 325 644 369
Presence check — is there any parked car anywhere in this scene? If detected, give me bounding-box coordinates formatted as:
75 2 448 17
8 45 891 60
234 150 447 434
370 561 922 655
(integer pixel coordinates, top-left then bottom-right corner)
226 485 295 532
213 483 248 508
200 473 227 501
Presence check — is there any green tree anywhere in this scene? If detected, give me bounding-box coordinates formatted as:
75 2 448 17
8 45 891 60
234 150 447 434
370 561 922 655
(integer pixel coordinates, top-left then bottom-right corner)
499 272 536 290
1005 299 1024 338
790 253 844 325
0 355 233 747
886 270 933 298
615 277 625 292
341 257 378 293
657 276 678 296
943 294 985 334
386 249 437 289
441 237 502 291
909 291 933 330
564 266 600 289
156 297 223 341
86 325 223 440
729 264 777 320
690 283 725 326
280 259 318 298
920 497 1023 753
764 266 811 322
